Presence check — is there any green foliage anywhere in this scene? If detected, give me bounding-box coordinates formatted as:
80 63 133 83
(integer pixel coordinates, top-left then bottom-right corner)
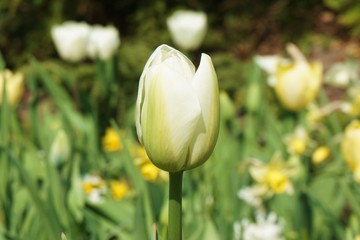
324 0 360 36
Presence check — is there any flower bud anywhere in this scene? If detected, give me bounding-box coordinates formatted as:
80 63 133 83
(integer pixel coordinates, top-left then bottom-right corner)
311 146 330 164
135 44 219 172
274 44 323 111
341 120 360 183
87 25 120 60
0 70 24 106
49 129 71 166
51 21 91 62
167 10 207 50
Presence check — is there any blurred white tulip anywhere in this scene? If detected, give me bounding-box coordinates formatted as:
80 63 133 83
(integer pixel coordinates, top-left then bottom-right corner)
167 10 207 50
87 25 120 60
51 21 91 62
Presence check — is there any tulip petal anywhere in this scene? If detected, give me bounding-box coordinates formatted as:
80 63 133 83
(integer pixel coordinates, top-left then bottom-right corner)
141 64 202 172
188 54 219 169
275 63 308 111
135 44 195 143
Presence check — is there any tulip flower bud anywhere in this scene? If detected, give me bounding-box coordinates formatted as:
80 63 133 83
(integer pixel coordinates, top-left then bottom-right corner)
0 70 24 106
167 10 207 51
87 25 120 60
49 129 71 166
274 44 323 111
275 61 323 111
135 44 219 172
341 120 360 183
51 21 91 62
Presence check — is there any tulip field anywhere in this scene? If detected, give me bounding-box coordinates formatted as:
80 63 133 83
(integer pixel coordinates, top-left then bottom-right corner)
2 1 360 240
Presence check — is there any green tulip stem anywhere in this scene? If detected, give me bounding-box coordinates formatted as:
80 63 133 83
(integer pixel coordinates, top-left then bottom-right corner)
168 171 183 240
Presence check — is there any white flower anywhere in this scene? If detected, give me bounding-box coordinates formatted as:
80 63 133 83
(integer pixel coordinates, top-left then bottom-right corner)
239 212 284 240
87 25 120 60
325 61 358 88
51 21 91 62
82 174 107 204
135 44 219 172
254 55 282 87
167 10 207 50
237 185 267 208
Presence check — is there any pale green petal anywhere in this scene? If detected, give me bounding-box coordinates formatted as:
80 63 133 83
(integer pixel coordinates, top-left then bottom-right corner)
141 64 202 172
187 53 220 169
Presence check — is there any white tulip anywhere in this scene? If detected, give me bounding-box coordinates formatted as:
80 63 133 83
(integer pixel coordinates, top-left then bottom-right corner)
51 21 91 62
167 10 207 50
135 44 219 172
87 25 120 60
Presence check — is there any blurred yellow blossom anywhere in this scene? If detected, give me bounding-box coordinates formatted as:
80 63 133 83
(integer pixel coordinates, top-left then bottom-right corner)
341 95 360 117
249 155 297 196
82 174 107 203
274 44 322 111
285 126 308 155
311 146 330 164
265 167 289 193
110 180 130 200
102 127 123 152
341 120 360 183
134 146 168 182
0 69 24 106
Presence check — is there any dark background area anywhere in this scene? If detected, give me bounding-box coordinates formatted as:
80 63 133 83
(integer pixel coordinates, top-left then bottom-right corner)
1 0 359 68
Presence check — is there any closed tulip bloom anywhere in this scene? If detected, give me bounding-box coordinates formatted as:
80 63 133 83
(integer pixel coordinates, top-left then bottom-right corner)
167 10 207 50
51 21 91 62
0 70 24 106
341 120 360 183
135 44 219 172
274 44 322 111
87 25 120 60
49 129 71 166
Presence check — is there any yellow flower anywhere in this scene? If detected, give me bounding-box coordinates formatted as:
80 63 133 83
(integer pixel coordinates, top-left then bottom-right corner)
0 70 24 106
265 167 289 193
110 180 130 200
343 95 360 116
134 146 168 182
285 126 308 155
341 120 360 183
311 146 330 164
82 174 106 203
102 128 123 152
306 106 323 126
249 155 295 195
274 44 322 111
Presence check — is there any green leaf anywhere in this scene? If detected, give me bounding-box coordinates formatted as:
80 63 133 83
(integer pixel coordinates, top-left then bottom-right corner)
67 157 84 223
